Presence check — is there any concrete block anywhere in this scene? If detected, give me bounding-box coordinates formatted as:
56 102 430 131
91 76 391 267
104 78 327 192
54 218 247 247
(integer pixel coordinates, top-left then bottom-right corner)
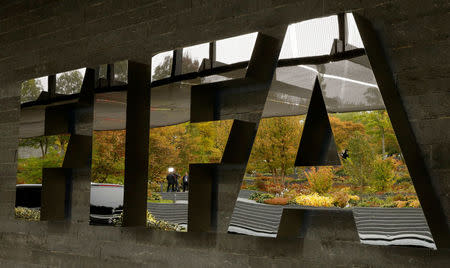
0 163 18 177
0 96 20 110
0 148 17 163
77 225 122 242
217 234 302 258
0 189 15 203
387 13 450 49
0 123 19 138
0 1 28 19
195 251 251 267
46 233 101 257
249 255 302 268
403 92 450 120
411 118 450 145
1 232 28 246
30 249 85 268
83 0 114 23
0 258 46 268
136 228 216 250
277 207 359 242
431 144 450 169
0 138 19 152
45 221 78 236
188 163 248 233
0 177 16 191
431 169 450 221
188 163 215 233
99 240 155 263
0 110 20 124
391 42 450 76
0 244 33 263
0 202 15 219
26 232 48 249
0 219 37 233
361 0 449 25
40 168 72 221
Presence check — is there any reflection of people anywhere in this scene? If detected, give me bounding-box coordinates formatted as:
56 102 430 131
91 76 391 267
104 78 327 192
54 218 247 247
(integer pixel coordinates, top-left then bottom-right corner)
174 173 180 192
341 149 349 160
166 168 176 192
182 172 189 192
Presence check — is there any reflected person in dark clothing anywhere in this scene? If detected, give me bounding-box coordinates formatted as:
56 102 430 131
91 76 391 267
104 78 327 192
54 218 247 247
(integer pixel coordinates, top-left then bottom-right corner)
341 149 349 160
173 173 180 192
182 172 189 192
166 172 176 192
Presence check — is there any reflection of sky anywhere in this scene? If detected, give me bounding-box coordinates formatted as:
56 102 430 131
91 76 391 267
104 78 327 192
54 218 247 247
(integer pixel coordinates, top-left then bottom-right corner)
151 50 172 75
217 32 258 64
281 15 338 59
38 14 365 91
183 43 209 63
346 13 364 48
24 13 385 140
272 60 382 112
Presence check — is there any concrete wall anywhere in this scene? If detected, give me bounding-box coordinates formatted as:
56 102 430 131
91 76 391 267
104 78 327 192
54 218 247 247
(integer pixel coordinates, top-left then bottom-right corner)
1 222 449 267
361 0 450 227
1 0 449 266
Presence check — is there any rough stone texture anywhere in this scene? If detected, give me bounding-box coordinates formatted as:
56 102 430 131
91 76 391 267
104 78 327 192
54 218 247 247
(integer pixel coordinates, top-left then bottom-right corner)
356 1 450 232
0 83 20 222
0 220 448 267
278 208 359 242
0 0 449 266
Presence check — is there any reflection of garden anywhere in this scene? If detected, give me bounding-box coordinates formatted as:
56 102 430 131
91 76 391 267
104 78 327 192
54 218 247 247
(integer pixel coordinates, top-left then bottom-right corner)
242 110 419 209
18 56 417 210
17 109 419 209
16 60 417 209
243 163 420 208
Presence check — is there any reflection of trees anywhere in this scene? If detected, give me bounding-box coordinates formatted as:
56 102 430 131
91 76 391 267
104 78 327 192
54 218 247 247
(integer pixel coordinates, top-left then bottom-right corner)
358 110 399 156
312 64 385 111
247 116 302 180
316 64 342 109
364 87 384 107
114 61 128 82
181 52 200 73
323 86 384 112
316 64 326 91
316 64 367 110
153 54 199 80
21 70 85 98
152 56 172 80
56 71 83 94
112 54 200 82
323 86 384 111
21 79 43 103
